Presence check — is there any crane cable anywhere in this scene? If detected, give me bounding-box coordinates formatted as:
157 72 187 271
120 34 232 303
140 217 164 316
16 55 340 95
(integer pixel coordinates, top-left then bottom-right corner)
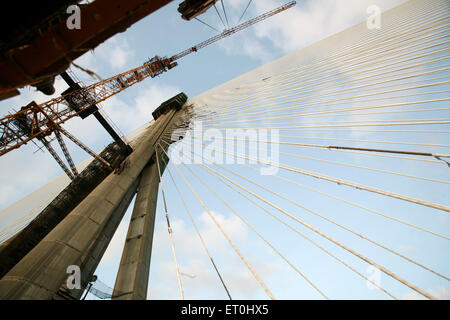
194 17 220 33
220 0 230 29
213 3 227 30
238 0 253 24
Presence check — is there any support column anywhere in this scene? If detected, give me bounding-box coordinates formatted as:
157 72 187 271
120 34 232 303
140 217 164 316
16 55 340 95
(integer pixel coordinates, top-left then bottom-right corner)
56 176 139 300
0 140 128 280
112 152 168 300
0 108 181 299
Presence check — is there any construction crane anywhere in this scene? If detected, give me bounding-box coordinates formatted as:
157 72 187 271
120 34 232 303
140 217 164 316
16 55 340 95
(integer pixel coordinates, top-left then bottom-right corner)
0 1 296 178
172 1 296 60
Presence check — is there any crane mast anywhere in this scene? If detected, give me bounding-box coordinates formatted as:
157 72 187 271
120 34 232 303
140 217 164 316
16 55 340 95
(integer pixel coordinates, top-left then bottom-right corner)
0 1 296 163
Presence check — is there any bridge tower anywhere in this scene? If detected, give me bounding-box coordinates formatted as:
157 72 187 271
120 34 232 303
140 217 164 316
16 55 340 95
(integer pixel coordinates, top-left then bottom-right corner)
0 93 190 300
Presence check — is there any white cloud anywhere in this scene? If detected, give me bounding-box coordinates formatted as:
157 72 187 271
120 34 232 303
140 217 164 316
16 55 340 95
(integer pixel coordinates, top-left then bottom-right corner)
0 58 181 239
0 143 61 209
434 287 450 300
95 35 135 70
152 211 247 258
67 34 135 85
398 244 418 256
100 82 182 136
147 211 285 299
219 32 273 62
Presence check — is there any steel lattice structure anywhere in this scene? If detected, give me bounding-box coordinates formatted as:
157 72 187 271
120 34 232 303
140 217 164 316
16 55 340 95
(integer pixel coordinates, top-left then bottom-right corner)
0 1 296 158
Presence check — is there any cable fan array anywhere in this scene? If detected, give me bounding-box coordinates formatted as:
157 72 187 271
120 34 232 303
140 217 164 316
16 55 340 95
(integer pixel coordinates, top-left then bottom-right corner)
142 0 449 300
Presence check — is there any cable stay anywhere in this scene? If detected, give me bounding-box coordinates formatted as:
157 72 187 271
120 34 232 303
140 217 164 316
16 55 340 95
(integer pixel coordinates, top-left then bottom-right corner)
158 143 276 300
2 0 449 301
165 141 439 300
155 147 185 300
158 146 233 300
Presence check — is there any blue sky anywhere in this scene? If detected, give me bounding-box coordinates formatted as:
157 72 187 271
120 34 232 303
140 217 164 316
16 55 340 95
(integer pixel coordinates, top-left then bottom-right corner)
1 0 449 300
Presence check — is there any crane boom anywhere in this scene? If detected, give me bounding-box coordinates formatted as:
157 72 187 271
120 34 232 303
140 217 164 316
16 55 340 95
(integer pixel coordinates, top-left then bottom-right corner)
0 1 296 157
171 1 296 61
0 55 176 156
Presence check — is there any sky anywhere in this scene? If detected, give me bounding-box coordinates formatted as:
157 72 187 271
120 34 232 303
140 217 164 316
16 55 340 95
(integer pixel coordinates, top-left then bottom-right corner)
0 0 449 300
